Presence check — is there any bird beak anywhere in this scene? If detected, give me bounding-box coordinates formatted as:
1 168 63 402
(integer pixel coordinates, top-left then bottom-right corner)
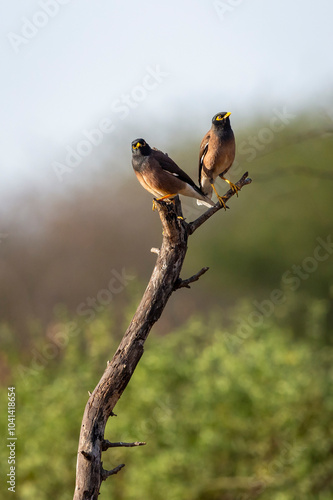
224 112 231 119
133 142 141 150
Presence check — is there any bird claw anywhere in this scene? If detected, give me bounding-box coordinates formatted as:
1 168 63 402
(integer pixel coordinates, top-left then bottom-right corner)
217 195 228 210
224 179 240 197
230 183 240 197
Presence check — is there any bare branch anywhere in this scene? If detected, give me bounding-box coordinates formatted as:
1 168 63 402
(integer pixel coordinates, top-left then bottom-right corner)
174 267 209 290
188 172 252 235
73 197 189 499
101 464 125 481
73 173 251 499
102 440 146 451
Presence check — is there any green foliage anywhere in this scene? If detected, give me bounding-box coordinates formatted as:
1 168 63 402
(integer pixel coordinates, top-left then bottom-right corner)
182 122 333 304
2 114 333 341
1 302 332 499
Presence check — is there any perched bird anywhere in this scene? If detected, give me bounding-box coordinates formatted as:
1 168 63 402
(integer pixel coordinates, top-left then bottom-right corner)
198 112 237 208
131 138 215 209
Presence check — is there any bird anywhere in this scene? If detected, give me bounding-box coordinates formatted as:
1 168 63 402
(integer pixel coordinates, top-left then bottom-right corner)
131 138 215 209
198 112 237 209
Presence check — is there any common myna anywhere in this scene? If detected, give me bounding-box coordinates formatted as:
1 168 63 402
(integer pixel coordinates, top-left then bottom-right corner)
131 138 215 208
198 112 237 208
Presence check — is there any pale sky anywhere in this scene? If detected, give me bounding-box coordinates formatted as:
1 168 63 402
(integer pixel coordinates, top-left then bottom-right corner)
1 0 333 195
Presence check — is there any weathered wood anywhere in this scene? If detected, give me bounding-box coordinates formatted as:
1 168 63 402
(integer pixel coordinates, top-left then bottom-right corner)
102 440 146 450
73 173 251 499
174 266 210 289
188 172 251 234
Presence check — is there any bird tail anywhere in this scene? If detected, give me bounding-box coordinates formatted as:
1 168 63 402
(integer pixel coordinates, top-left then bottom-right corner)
197 198 215 208
193 185 215 208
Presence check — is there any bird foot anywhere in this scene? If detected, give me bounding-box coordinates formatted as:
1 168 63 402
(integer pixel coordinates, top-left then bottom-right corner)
153 194 177 210
210 183 227 210
223 178 240 197
156 193 177 202
217 195 228 210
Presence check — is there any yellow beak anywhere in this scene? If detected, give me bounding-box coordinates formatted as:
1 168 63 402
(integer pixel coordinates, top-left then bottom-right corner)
224 112 231 119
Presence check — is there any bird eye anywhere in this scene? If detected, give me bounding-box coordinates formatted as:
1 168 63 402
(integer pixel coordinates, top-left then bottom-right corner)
216 115 223 121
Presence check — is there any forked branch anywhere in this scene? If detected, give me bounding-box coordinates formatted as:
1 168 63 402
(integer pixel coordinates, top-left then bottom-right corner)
73 172 251 499
174 267 210 289
188 172 251 234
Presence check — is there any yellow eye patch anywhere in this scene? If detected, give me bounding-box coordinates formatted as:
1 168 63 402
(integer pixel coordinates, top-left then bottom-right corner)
216 112 231 121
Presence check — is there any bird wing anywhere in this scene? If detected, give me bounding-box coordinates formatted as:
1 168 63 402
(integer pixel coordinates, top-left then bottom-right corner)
198 131 210 185
152 149 198 189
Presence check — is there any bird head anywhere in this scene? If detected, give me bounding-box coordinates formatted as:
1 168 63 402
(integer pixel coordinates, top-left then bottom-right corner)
212 112 231 128
131 138 151 156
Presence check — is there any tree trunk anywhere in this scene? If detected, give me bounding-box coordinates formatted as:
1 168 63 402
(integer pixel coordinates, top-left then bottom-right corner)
73 173 251 499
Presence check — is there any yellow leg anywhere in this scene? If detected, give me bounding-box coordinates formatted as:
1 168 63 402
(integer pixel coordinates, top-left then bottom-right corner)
152 193 177 211
211 183 227 210
156 193 177 201
221 176 239 197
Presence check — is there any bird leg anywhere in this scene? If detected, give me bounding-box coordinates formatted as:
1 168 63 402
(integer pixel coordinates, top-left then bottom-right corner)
211 183 227 210
156 193 178 201
153 193 177 210
220 176 240 197
152 194 177 211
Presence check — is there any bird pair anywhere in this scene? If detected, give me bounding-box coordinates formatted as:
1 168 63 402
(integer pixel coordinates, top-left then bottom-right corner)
131 112 238 209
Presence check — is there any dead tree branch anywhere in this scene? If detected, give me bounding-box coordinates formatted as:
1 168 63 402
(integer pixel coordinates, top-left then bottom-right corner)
174 267 210 289
100 464 125 480
188 171 251 234
73 172 252 499
102 440 146 451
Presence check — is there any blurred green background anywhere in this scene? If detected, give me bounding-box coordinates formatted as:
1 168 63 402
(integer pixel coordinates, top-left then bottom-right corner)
0 111 333 499
1 1 333 499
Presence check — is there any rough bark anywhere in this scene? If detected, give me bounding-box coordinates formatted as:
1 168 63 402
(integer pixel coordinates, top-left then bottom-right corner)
73 173 251 499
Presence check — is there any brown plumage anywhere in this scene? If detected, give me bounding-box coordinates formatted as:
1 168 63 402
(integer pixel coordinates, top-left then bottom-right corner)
198 112 237 208
131 138 215 209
